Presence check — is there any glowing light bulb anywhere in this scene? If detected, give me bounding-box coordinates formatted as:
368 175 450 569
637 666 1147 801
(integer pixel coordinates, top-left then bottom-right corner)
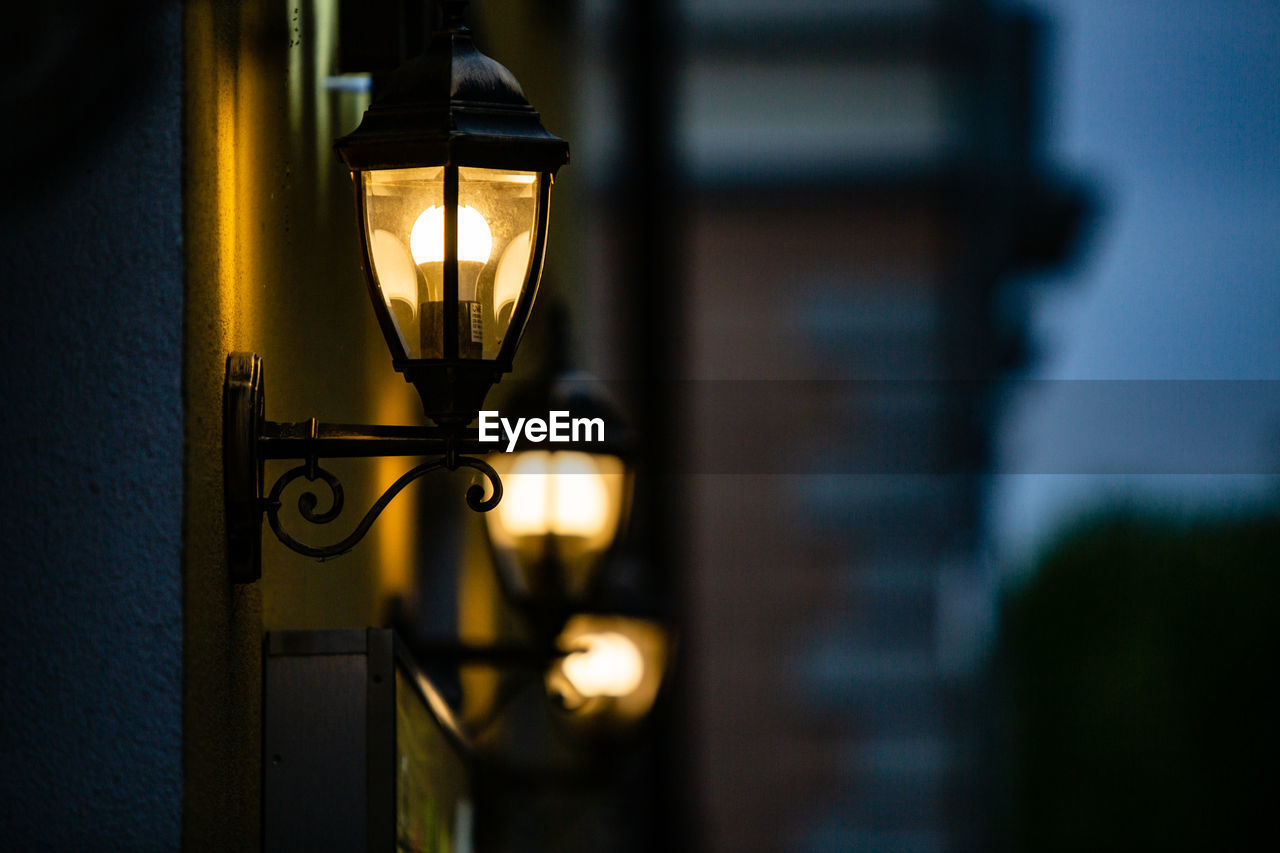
370 229 419 356
409 205 492 266
561 632 645 698
493 231 531 332
372 229 418 306
407 204 493 358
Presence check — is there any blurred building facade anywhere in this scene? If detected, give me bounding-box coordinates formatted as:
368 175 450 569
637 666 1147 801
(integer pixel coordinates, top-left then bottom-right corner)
576 1 1083 850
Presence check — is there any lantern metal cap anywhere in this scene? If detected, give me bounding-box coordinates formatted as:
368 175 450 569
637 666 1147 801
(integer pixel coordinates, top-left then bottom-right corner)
334 1 569 173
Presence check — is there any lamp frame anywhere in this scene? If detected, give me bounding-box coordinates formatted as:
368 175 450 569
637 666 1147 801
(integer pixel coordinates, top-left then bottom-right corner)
335 0 568 425
349 168 552 424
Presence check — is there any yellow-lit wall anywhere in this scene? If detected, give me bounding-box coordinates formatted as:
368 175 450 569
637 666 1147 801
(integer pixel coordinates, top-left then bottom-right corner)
183 2 424 847
182 3 580 847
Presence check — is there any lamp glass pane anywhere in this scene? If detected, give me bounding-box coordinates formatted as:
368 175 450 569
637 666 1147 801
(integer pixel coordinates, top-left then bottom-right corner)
362 167 444 359
457 167 540 359
362 168 540 361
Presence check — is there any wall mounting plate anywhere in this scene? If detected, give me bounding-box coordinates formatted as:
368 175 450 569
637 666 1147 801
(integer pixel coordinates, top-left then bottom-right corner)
223 352 264 583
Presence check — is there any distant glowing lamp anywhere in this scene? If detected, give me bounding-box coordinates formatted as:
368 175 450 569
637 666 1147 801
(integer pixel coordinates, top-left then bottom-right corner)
560 632 645 698
486 450 630 613
546 615 669 727
481 375 634 617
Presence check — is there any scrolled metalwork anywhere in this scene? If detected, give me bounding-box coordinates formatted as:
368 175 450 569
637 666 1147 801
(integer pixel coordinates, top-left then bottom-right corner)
263 455 502 560
456 455 503 512
289 466 345 525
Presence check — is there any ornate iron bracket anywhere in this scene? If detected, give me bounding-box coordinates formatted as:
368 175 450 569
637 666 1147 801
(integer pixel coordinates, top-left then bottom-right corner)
223 353 502 583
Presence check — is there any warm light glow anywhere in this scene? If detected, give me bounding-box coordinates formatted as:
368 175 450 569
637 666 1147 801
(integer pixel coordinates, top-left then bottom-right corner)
493 231 532 320
499 454 553 535
496 451 611 538
409 204 493 265
550 454 611 537
560 632 645 698
362 167 540 360
545 615 668 724
371 229 418 310
486 451 627 602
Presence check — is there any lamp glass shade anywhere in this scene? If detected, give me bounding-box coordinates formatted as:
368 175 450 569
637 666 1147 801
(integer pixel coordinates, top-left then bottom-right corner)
485 450 628 604
361 167 542 361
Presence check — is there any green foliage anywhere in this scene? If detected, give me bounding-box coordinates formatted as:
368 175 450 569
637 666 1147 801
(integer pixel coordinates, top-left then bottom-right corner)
1004 511 1280 852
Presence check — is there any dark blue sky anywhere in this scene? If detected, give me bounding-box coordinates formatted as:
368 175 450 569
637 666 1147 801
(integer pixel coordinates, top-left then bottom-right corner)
994 0 1280 559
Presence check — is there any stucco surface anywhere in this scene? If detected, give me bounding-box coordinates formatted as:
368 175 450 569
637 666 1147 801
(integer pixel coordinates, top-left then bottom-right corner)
0 4 183 847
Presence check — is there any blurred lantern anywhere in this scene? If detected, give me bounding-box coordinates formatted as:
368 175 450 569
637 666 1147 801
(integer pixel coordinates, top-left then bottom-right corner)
482 373 634 621
477 368 671 731
335 0 568 427
545 614 669 728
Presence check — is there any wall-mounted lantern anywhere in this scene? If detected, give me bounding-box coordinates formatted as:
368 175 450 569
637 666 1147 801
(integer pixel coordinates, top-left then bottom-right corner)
546 614 669 730
334 0 567 427
223 0 567 582
487 450 629 606
480 374 633 624
472 374 669 730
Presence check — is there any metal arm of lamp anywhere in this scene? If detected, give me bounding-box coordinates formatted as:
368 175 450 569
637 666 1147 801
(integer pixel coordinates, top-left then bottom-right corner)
224 352 502 583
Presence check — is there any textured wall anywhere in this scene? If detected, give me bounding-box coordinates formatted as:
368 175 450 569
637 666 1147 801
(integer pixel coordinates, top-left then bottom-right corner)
0 2 184 847
181 2 429 848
